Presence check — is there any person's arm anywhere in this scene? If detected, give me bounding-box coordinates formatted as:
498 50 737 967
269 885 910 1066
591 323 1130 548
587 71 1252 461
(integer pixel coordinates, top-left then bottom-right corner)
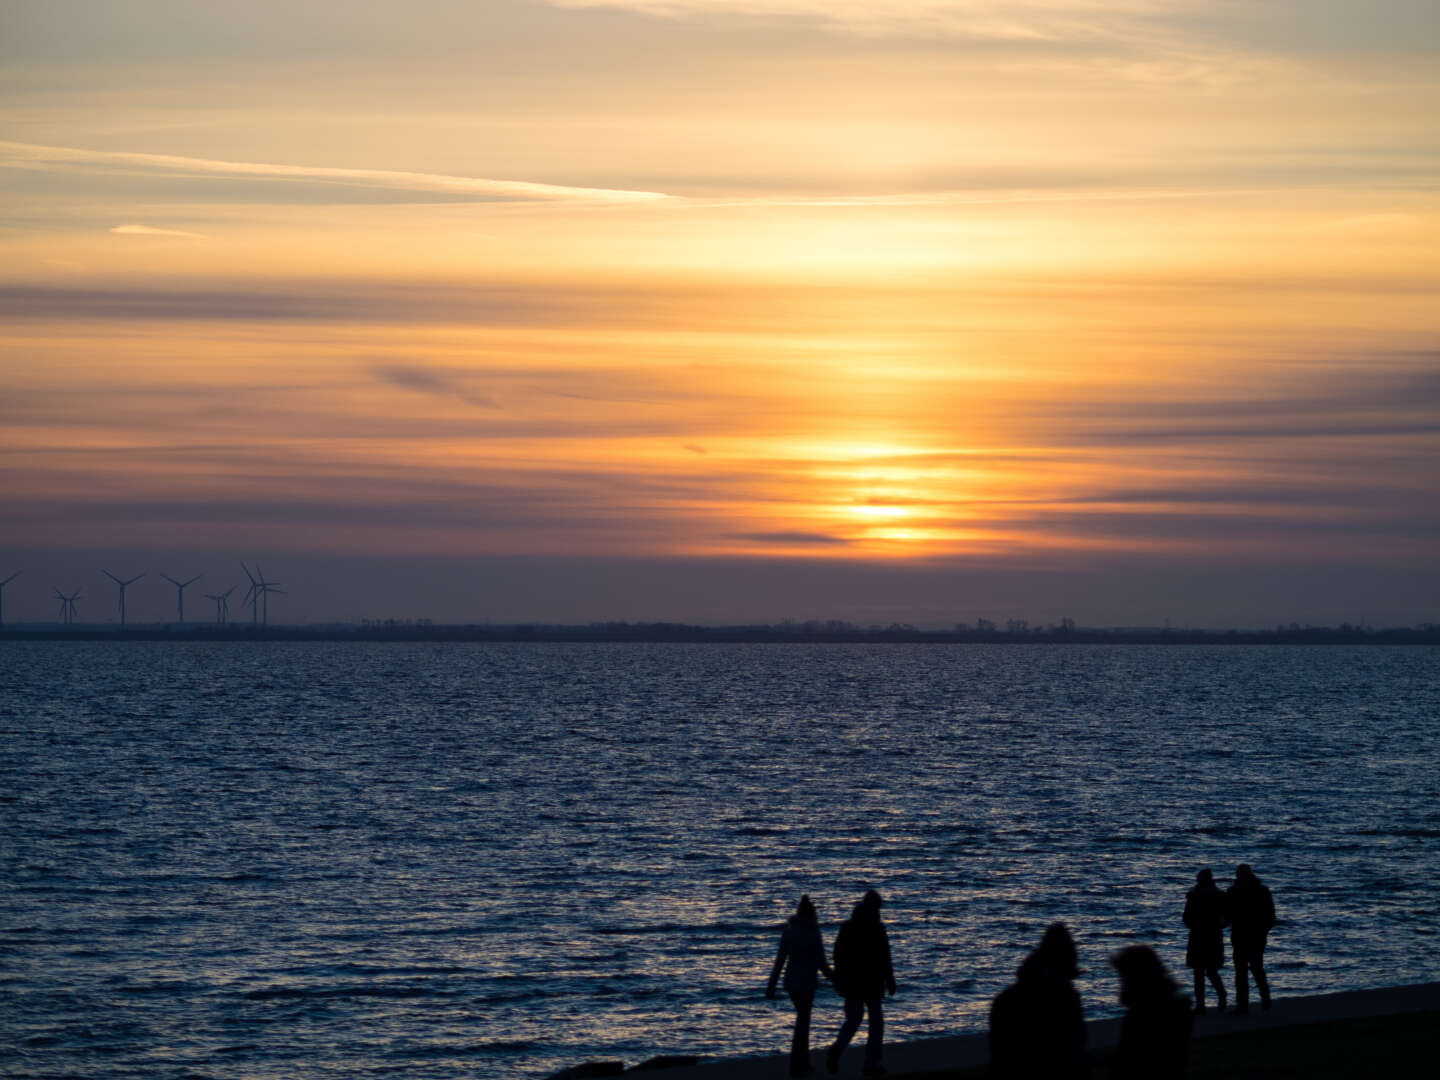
818 929 835 982
766 932 788 998
1182 894 1195 929
882 927 897 995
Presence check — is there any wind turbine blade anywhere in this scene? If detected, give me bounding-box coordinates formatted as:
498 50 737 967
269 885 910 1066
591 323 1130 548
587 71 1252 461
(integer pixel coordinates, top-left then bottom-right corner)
124 574 145 585
241 562 257 585
0 571 20 586
103 569 121 584
183 575 202 587
161 573 179 587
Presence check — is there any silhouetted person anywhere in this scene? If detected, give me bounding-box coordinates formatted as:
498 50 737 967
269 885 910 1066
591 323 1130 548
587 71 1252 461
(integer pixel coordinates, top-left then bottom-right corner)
1109 945 1192 1080
767 894 836 1077
1182 867 1227 1014
1226 864 1276 1013
989 922 1088 1079
826 890 896 1077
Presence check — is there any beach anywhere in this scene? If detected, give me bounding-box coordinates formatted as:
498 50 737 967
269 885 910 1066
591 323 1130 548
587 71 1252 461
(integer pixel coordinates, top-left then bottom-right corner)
556 982 1440 1079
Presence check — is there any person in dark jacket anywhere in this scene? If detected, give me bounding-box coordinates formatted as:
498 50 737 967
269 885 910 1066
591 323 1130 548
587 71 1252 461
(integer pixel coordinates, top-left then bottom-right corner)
1109 945 1192 1080
1182 867 1228 1014
989 922 1088 1079
1226 863 1276 1013
767 894 836 1076
826 890 896 1077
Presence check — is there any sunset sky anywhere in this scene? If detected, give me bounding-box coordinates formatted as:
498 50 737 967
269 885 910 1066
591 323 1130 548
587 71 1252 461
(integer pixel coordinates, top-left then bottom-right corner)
2 1 1437 627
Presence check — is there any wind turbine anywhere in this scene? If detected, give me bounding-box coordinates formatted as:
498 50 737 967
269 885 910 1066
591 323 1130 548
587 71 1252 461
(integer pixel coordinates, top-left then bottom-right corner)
161 573 202 624
204 586 235 625
103 570 145 628
241 563 261 625
53 588 81 626
253 565 284 626
0 570 19 627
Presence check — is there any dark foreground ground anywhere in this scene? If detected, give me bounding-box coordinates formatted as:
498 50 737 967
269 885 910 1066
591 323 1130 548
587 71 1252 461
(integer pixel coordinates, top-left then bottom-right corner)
924 1009 1440 1079
562 984 1440 1079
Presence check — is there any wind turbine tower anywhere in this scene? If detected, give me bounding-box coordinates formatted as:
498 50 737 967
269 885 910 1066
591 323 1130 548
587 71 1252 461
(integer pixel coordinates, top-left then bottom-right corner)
103 570 145 628
255 566 285 626
53 588 81 626
161 573 202 625
0 570 19 627
242 563 260 625
205 586 235 625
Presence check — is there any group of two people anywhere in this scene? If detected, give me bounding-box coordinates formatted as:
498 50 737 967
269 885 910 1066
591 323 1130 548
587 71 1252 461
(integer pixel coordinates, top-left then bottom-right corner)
765 889 895 1078
1183 863 1278 1015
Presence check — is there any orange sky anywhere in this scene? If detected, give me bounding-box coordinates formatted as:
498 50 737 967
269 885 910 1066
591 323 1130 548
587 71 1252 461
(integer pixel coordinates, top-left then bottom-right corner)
1 2 1437 625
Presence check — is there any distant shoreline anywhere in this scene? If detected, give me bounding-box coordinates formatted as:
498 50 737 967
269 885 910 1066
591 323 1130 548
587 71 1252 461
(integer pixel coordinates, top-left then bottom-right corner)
2 624 1437 645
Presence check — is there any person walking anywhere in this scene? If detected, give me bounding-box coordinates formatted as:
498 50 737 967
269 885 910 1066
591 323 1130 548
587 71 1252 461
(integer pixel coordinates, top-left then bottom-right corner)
989 922 1088 1079
826 890 896 1077
1109 945 1192 1080
1182 867 1228 1015
767 894 835 1076
1226 863 1276 1013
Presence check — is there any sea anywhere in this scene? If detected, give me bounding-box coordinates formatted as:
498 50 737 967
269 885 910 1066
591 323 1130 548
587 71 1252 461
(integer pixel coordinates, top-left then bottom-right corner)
2 642 1438 1078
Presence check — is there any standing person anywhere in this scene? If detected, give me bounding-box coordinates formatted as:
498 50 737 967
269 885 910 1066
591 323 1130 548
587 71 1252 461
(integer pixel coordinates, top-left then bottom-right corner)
989 922 1088 1079
1182 868 1228 1014
1109 945 1192 1080
826 890 896 1077
767 895 835 1077
1227 864 1276 1013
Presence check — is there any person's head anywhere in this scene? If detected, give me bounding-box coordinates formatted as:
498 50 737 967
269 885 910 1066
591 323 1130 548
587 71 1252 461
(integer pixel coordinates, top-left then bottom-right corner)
856 889 883 921
1110 945 1176 1007
1196 867 1214 886
793 894 817 924
1037 921 1080 979
1236 863 1259 886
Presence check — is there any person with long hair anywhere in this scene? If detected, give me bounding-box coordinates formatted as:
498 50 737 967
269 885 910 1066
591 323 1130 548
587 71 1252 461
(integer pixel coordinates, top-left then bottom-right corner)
766 894 835 1077
989 922 1088 1079
1109 945 1192 1080
1182 867 1228 1014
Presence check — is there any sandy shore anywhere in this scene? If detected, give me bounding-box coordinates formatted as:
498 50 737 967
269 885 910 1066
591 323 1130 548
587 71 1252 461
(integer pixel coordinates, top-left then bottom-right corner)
581 982 1440 1078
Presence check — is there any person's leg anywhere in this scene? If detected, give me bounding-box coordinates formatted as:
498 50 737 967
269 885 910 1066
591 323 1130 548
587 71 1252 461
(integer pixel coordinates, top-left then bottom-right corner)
1192 968 1206 1011
828 997 863 1072
789 987 815 1075
862 997 885 1071
1207 966 1226 1010
1233 941 1251 1012
1252 941 1271 1008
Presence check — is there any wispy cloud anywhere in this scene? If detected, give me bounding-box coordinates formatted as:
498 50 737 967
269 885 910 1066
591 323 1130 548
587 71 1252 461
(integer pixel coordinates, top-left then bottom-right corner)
370 362 501 409
0 140 671 205
550 1 1206 44
111 224 210 240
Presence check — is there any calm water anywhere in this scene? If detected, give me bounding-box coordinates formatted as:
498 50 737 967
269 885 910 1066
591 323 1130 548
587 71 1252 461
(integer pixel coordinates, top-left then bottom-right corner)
2 642 1438 1078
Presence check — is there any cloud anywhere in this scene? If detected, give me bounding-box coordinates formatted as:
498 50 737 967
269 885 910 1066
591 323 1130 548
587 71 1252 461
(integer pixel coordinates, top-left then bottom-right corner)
0 140 671 205
549 1 1204 44
370 363 501 409
111 223 210 240
734 531 852 545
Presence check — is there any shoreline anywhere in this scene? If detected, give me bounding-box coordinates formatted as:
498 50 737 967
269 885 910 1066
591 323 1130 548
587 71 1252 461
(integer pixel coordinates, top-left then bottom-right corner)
558 982 1440 1078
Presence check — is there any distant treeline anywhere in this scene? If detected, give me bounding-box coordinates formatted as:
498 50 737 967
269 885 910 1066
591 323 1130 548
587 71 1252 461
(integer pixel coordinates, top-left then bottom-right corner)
3 621 1439 644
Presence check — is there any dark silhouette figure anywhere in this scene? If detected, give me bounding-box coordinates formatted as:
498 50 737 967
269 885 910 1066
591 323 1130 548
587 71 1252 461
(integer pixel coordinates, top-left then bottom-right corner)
826 890 896 1077
989 922 1089 1079
1182 867 1228 1014
767 894 836 1077
1109 945 1192 1080
1226 864 1276 1013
